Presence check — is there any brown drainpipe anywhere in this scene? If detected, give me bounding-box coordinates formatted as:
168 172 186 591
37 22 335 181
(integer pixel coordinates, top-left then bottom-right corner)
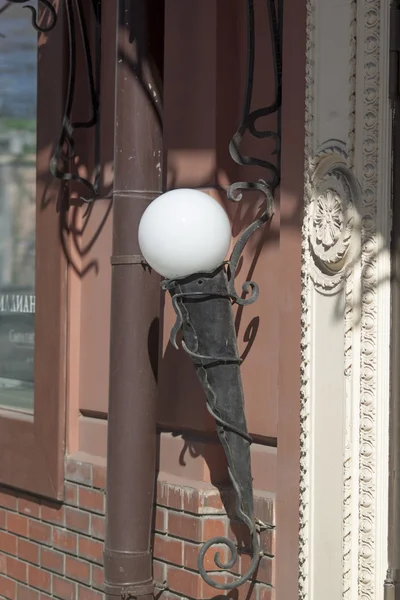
104 1 163 598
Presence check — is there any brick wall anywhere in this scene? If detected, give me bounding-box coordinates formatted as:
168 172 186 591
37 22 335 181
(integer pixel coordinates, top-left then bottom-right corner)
0 457 275 600
154 478 275 600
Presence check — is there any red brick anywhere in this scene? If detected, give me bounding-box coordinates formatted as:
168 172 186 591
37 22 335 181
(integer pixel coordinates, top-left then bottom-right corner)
168 512 202 542
66 459 93 486
0 507 6 529
167 565 198 598
260 528 275 556
18 539 40 565
78 537 103 565
157 480 169 507
66 507 90 534
78 488 104 514
158 593 182 600
18 495 41 519
0 530 17 555
53 528 78 554
168 487 184 510
39 594 53 600
53 575 77 600
181 487 199 514
0 491 17 511
167 564 227 598
77 586 103 600
0 574 17 599
17 583 40 600
29 520 52 546
181 486 227 516
254 495 275 527
228 520 252 551
240 552 254 577
157 481 183 510
198 489 225 514
0 552 6 571
200 572 229 598
202 516 227 541
256 555 274 586
91 564 104 591
65 483 78 506
154 535 183 564
8 512 29 537
153 560 166 586
184 540 228 572
6 554 28 582
28 564 51 592
66 555 90 584
41 502 65 525
257 584 274 600
226 576 255 600
90 514 105 540
155 507 167 533
92 465 106 490
41 546 65 574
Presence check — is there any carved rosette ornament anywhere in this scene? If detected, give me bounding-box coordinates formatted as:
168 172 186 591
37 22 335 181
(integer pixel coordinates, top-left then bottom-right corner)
314 190 343 248
308 148 361 293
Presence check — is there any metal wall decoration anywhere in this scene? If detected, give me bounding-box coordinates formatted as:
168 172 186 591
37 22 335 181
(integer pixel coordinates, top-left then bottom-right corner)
5 0 57 31
163 0 282 590
50 0 101 205
7 0 101 205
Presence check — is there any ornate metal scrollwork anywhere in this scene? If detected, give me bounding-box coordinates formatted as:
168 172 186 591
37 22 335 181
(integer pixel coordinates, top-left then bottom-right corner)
10 0 102 204
6 0 57 32
50 0 102 204
163 0 282 590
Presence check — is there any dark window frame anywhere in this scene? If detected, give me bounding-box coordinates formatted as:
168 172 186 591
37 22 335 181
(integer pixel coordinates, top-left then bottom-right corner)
0 4 67 500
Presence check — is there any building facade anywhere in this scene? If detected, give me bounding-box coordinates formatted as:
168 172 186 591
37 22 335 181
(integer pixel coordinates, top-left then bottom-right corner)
0 0 395 600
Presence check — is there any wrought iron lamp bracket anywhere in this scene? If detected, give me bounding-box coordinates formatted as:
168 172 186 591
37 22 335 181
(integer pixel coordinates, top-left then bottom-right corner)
161 187 274 591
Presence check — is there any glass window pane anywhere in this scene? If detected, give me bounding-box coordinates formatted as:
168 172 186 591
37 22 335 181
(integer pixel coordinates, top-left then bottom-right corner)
0 2 37 411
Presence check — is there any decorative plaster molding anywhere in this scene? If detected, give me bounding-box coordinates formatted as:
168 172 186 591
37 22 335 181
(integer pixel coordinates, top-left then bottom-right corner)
300 1 391 600
307 147 360 293
298 0 314 593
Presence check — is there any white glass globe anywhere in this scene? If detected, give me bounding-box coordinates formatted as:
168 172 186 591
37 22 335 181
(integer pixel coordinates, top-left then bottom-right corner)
138 188 232 279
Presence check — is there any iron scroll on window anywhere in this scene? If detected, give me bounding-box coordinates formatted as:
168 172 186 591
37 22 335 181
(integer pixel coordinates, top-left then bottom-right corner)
7 0 101 204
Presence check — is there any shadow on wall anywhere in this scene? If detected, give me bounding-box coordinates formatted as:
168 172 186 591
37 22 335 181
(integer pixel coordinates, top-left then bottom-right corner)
37 0 114 280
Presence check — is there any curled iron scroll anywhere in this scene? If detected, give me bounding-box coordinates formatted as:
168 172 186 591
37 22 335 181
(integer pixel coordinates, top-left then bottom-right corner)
7 0 57 32
162 184 274 590
50 0 101 204
9 0 102 204
227 181 274 306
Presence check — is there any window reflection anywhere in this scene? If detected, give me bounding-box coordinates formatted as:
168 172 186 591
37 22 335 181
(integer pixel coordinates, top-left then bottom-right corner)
0 2 37 411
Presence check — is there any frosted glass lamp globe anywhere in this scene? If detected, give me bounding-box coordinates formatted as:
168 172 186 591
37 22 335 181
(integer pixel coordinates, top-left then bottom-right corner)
138 188 232 279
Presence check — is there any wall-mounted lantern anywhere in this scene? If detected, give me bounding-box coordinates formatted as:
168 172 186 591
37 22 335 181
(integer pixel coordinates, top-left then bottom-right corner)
137 0 282 588
138 186 274 589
